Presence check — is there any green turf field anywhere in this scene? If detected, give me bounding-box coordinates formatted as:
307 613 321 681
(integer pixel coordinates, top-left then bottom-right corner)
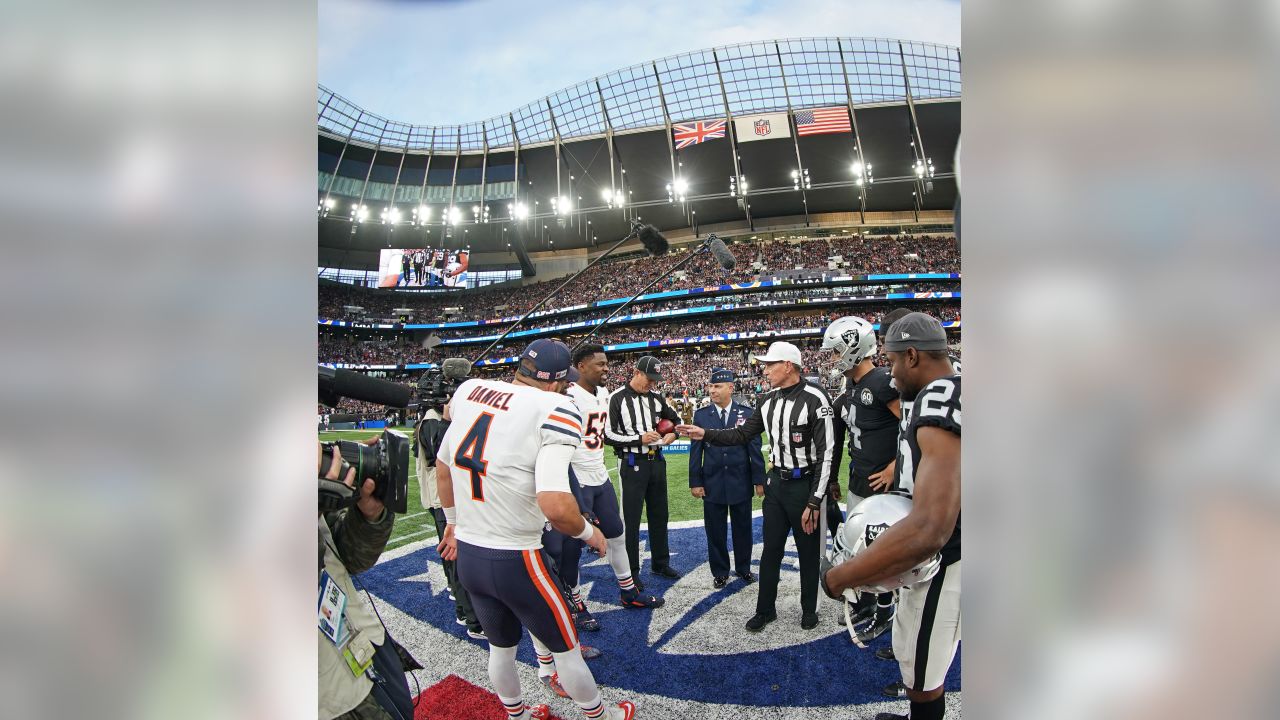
320 428 850 552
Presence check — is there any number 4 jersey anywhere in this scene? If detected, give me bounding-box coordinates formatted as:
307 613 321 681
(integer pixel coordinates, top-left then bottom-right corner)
894 375 962 566
438 378 582 550
565 382 610 487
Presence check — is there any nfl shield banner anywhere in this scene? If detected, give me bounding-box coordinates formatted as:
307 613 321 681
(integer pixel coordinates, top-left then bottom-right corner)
734 112 790 142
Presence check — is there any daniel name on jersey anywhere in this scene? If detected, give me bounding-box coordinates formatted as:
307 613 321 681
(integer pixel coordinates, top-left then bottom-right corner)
438 378 583 550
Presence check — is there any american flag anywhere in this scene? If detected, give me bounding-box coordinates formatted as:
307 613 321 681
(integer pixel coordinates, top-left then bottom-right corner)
794 107 851 136
672 120 726 149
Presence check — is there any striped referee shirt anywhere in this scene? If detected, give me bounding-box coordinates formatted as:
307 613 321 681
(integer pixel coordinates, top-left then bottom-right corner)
701 379 835 506
604 383 681 455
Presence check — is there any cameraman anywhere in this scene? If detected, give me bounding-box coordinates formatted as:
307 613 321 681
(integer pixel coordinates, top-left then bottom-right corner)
415 397 483 638
318 443 412 720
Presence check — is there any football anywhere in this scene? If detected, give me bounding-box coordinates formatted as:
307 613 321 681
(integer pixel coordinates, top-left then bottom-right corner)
656 419 676 435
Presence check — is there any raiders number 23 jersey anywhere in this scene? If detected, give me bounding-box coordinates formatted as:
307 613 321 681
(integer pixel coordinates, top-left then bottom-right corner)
894 375 961 566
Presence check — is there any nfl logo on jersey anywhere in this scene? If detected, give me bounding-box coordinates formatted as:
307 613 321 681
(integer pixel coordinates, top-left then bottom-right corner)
791 431 803 444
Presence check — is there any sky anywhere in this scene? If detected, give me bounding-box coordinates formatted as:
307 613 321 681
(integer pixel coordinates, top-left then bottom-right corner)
319 0 961 126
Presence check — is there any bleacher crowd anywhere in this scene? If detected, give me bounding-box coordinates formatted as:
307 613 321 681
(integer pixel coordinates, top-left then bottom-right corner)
319 234 959 324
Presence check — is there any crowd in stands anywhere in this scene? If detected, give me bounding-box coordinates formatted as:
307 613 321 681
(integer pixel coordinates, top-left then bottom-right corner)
320 334 963 423
319 304 961 367
318 233 960 324
413 281 959 341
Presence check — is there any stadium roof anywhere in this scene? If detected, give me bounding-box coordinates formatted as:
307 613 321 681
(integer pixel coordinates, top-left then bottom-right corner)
319 37 960 269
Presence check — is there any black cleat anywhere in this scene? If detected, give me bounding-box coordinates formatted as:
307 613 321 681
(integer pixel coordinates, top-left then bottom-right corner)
713 575 728 589
736 570 755 584
837 600 876 626
745 613 776 632
854 615 893 648
801 612 819 629
881 680 907 699
620 588 665 609
876 646 896 661
651 565 680 579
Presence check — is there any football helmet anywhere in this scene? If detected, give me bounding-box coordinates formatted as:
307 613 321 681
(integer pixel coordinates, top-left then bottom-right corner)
821 316 878 374
830 493 941 596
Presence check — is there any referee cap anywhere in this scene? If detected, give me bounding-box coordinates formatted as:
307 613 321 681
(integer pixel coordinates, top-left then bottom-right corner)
635 355 663 381
753 341 803 366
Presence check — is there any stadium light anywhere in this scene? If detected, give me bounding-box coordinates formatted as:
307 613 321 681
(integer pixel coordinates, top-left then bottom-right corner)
448 206 461 225
512 202 529 220
667 178 688 203
355 205 369 223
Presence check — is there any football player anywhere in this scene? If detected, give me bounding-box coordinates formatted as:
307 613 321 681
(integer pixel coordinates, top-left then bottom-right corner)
822 315 904 645
566 344 665 617
821 312 961 720
436 339 636 720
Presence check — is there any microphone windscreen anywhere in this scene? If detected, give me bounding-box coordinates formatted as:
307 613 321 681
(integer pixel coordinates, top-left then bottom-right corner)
707 235 737 271
440 357 473 380
320 367 413 408
638 224 670 256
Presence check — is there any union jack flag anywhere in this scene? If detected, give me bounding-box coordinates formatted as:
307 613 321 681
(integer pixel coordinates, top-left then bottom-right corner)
672 120 726 149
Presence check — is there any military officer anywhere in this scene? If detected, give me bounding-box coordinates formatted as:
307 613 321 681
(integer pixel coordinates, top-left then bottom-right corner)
688 368 766 588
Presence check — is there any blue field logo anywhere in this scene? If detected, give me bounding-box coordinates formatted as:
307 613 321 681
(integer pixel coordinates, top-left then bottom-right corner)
361 517 960 709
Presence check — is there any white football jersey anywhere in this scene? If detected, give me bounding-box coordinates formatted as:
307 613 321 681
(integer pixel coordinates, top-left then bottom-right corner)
438 378 581 550
566 382 610 486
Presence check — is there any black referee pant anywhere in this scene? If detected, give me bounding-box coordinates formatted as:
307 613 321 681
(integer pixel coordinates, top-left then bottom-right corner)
618 451 670 575
756 469 820 617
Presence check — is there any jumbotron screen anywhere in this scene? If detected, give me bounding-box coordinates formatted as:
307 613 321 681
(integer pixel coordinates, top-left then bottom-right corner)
377 247 470 289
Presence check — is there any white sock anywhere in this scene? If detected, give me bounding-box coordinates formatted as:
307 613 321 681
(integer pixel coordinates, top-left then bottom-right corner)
530 633 556 678
488 644 525 716
607 534 630 583
550 645 603 707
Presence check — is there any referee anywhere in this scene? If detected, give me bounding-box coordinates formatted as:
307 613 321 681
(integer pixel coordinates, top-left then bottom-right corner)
605 355 682 582
677 341 835 632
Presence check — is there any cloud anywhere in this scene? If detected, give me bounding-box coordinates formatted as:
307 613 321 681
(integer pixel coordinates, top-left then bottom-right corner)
320 0 960 125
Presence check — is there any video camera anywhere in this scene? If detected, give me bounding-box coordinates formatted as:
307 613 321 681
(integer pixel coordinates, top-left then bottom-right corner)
415 369 458 409
414 357 473 410
318 366 411 515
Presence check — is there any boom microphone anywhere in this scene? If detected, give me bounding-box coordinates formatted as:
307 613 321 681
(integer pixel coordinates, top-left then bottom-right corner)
637 224 670 256
705 234 737 271
318 366 413 409
440 357 473 380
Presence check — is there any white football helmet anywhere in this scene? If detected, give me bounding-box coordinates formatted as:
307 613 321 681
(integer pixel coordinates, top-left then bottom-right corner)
821 316 878 374
830 493 941 596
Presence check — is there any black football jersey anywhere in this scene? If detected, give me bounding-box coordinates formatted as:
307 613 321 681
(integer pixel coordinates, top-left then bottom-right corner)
833 366 900 493
894 375 961 565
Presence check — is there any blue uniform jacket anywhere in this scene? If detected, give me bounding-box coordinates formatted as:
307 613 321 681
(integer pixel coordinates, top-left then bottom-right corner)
688 402 766 505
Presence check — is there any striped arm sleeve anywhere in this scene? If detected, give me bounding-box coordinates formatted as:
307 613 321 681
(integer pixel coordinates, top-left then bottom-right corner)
540 404 583 447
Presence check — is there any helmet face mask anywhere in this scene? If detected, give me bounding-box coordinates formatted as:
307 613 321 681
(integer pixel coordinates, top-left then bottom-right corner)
822 316 878 375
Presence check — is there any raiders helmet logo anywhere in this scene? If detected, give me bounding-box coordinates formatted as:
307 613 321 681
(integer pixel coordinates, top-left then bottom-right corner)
865 522 890 545
860 388 874 406
839 328 860 349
